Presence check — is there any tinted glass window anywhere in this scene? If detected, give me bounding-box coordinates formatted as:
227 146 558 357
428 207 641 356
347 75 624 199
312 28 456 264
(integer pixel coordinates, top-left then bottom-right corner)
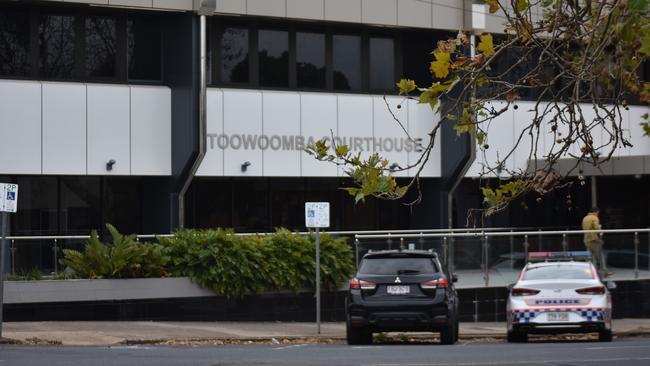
103 178 142 234
127 14 162 81
359 257 437 275
39 14 76 78
0 9 30 76
523 264 594 280
258 29 289 87
296 32 325 89
402 33 433 88
86 16 117 78
232 179 269 232
333 34 361 90
60 177 101 236
220 27 248 83
369 37 394 91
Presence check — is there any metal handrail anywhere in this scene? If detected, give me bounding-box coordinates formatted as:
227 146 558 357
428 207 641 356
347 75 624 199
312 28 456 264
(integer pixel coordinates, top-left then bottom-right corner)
355 228 650 240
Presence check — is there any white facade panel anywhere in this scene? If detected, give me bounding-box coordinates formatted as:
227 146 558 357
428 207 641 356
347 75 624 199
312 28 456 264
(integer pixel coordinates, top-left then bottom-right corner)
432 0 463 31
262 92 301 176
362 0 397 25
373 96 409 177
325 0 362 23
198 89 224 176
0 81 42 175
87 84 131 175
247 0 286 17
627 106 650 157
337 94 374 177
300 93 338 177
42 83 87 175
130 86 171 175
407 100 440 177
287 0 325 20
398 0 431 28
109 0 152 7
223 90 263 176
153 0 193 10
216 0 247 14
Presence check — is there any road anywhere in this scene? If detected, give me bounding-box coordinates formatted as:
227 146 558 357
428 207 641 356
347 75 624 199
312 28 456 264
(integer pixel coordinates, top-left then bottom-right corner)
1 337 650 366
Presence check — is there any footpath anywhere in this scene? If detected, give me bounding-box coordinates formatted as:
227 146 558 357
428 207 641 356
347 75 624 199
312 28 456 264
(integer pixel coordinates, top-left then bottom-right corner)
1 319 650 346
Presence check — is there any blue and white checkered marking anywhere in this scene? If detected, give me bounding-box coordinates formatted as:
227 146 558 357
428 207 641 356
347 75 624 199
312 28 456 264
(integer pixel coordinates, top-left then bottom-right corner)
512 308 605 323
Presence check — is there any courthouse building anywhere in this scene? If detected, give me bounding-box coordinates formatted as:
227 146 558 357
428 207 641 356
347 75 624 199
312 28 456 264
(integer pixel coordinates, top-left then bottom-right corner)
0 0 649 256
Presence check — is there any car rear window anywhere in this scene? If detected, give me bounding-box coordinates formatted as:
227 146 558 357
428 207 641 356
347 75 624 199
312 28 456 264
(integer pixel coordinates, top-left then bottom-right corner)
523 264 594 280
359 257 437 275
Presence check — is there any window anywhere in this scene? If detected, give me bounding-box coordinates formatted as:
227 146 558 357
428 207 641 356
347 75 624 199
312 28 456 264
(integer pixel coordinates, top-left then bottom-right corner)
523 264 595 280
39 13 76 79
369 37 395 91
0 4 164 83
0 8 30 77
85 15 117 78
220 27 249 83
258 29 289 87
333 34 361 91
296 31 325 89
402 33 434 88
127 14 162 81
359 257 437 275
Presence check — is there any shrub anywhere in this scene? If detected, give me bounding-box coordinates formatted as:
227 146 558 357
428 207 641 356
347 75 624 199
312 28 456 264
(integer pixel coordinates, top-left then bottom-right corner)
59 224 169 279
159 228 355 297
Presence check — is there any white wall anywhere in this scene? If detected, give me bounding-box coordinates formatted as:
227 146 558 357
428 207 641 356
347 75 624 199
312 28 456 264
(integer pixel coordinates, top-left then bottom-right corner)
465 100 650 177
198 88 442 178
0 80 172 176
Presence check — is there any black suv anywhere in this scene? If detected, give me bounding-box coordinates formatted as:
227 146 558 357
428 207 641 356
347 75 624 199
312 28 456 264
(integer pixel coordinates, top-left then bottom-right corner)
345 250 459 345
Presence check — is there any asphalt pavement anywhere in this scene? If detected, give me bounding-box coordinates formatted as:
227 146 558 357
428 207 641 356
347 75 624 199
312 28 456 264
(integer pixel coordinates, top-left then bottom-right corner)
2 319 650 346
2 337 650 366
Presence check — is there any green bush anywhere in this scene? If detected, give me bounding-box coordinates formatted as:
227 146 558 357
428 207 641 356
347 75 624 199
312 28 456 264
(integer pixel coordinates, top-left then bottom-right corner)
60 224 169 279
159 228 355 297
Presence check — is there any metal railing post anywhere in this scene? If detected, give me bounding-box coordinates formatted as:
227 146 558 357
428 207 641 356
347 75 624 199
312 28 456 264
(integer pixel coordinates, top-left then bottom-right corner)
10 239 15 275
443 236 448 266
482 234 489 287
509 230 514 270
562 232 568 252
648 230 650 273
537 229 542 251
387 233 392 250
524 234 529 263
400 237 404 250
354 237 360 269
418 233 424 250
53 238 59 274
634 232 639 279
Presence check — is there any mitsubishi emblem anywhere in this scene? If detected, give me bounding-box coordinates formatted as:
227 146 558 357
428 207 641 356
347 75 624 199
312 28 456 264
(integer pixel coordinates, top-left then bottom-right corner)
395 277 401 283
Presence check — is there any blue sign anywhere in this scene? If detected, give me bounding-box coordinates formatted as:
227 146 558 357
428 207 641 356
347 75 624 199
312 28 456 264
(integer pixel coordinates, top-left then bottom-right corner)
7 192 15 200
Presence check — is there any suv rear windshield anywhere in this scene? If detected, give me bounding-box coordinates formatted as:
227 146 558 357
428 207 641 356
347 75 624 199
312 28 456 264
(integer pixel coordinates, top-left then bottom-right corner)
359 257 437 275
523 264 594 280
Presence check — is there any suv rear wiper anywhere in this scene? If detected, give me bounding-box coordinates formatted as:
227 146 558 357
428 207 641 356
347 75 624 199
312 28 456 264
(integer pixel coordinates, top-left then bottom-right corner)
397 269 421 275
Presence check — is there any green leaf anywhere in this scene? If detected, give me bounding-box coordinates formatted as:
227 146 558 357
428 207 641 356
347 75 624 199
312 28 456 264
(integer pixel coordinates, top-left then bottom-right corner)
477 34 495 57
396 79 417 95
335 144 350 157
515 0 529 12
640 26 650 56
484 0 499 13
430 50 451 78
477 131 486 145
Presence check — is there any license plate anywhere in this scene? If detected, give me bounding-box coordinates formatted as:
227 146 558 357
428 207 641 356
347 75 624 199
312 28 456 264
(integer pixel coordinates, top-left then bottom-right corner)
387 285 410 295
547 312 570 322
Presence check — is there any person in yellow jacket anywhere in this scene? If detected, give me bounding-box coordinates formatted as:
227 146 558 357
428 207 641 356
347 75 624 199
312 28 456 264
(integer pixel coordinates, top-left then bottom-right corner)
582 207 612 277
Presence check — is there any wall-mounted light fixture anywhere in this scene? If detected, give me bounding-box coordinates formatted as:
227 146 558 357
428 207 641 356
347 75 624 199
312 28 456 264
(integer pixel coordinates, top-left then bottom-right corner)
106 159 116 171
241 161 251 172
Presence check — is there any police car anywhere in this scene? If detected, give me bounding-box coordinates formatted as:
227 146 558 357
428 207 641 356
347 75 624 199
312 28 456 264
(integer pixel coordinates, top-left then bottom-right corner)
506 251 613 342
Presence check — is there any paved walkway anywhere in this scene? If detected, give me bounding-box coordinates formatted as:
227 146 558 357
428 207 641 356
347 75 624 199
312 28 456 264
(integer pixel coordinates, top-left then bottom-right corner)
2 319 650 346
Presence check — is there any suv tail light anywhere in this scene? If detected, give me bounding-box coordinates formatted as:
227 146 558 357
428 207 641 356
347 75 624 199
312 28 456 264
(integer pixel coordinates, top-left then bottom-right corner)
349 277 376 290
511 288 540 296
575 286 606 295
420 277 448 290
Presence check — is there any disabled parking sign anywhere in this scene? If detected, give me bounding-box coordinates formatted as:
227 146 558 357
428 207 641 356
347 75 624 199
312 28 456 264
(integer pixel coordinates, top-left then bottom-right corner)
305 202 329 228
0 183 18 213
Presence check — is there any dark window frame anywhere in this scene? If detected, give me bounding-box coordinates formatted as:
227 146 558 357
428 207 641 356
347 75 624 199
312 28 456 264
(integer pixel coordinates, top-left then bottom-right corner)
0 2 163 85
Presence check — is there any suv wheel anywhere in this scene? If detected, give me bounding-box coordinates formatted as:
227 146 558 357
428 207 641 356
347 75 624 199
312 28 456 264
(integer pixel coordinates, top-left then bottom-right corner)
440 317 457 345
346 323 372 345
598 329 613 342
507 330 528 343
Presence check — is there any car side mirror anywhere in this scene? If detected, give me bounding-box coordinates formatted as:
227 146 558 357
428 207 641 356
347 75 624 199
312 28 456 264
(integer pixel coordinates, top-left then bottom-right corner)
451 273 458 283
605 281 617 290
